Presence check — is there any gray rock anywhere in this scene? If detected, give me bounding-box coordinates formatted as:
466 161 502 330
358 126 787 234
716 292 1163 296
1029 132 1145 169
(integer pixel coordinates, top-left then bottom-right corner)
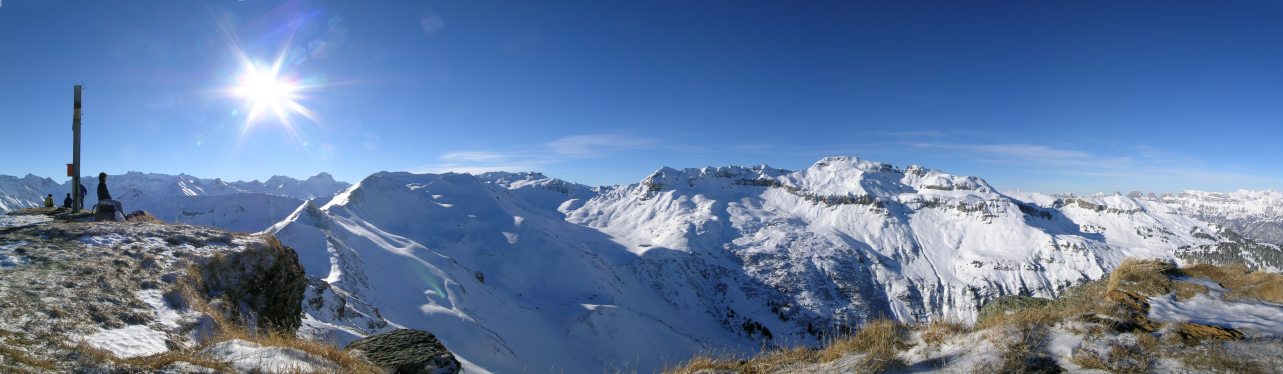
346 329 460 374
196 237 307 333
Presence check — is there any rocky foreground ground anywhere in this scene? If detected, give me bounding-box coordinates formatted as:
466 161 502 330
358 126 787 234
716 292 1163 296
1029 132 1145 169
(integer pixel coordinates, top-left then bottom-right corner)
0 208 458 374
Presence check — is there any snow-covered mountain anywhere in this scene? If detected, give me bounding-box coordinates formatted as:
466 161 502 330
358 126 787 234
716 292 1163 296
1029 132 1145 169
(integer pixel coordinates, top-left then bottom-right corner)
1158 190 1282 245
267 157 1282 373
1034 190 1283 246
0 172 351 233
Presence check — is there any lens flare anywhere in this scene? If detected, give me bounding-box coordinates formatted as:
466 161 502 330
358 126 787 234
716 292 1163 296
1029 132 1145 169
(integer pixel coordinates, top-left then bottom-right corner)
234 66 296 111
231 60 314 126
207 1 344 162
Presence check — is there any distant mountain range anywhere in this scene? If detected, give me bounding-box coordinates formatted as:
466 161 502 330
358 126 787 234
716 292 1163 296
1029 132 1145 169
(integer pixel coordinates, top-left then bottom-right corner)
1 159 1279 373
0 172 351 232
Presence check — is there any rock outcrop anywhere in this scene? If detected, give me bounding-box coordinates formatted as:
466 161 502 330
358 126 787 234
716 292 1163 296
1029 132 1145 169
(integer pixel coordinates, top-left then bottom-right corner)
345 329 461 374
194 235 307 333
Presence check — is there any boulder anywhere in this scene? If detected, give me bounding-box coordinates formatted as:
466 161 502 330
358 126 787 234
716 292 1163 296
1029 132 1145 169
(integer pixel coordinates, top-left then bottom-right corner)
197 236 307 333
1174 323 1245 344
345 329 460 374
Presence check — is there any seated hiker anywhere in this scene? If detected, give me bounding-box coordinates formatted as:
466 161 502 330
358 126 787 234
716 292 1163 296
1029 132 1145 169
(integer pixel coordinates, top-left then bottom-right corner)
44 194 54 207
63 193 73 208
96 172 124 217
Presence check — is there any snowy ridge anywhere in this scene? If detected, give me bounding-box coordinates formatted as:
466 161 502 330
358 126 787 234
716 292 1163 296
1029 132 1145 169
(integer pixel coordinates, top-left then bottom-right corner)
267 156 1281 373
1160 190 1283 245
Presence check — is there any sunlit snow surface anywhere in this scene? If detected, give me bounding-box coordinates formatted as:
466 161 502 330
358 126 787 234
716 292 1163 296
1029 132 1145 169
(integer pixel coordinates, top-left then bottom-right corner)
1148 277 1283 337
84 325 169 358
200 339 338 373
0 214 49 228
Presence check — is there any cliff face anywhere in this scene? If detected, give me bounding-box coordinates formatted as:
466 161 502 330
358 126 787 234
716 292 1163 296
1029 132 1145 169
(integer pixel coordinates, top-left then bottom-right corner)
0 215 308 373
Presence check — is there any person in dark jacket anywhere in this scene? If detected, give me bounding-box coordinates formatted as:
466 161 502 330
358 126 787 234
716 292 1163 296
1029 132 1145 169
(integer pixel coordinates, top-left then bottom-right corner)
96 172 124 218
78 184 88 210
44 194 54 207
63 193 73 208
97 173 112 201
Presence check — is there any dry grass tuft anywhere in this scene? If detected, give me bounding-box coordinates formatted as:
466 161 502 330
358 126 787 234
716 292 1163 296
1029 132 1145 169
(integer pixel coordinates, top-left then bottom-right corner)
1178 263 1247 282
967 324 1065 374
1173 281 1209 301
821 318 907 371
1178 262 1283 303
663 318 908 374
63 339 238 373
0 342 57 371
1069 335 1155 374
1223 271 1283 303
124 210 165 224
918 319 970 347
1167 339 1283 374
1105 258 1176 297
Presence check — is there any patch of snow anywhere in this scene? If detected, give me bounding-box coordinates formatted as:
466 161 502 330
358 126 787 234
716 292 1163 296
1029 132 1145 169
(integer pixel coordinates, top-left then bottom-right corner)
0 214 50 227
135 290 184 332
83 325 169 358
1148 279 1283 337
200 339 339 374
79 233 128 248
0 240 31 270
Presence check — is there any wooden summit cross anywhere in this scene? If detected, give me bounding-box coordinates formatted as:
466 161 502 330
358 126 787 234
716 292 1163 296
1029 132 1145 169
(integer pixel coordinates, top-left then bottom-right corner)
71 85 82 212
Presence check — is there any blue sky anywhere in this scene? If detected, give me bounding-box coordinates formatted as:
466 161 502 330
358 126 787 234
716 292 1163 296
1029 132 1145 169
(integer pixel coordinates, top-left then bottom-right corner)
0 0 1279 194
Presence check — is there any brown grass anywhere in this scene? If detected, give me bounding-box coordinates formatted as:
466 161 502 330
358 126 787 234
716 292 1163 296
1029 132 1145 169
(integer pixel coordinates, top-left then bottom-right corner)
124 210 165 224
1178 263 1283 303
1173 281 1209 301
1069 336 1155 374
1105 258 1176 297
0 342 57 371
918 319 970 348
662 318 907 374
1166 339 1283 374
975 279 1107 331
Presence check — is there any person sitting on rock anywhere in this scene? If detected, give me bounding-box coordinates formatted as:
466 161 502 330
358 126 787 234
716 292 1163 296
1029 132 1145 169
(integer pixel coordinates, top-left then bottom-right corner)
96 172 125 219
63 193 73 208
44 194 54 207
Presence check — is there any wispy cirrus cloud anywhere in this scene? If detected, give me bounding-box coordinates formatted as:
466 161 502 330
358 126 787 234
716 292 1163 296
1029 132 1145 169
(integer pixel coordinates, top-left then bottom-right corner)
955 143 1134 169
546 134 657 158
414 133 661 174
439 151 512 163
903 140 1279 193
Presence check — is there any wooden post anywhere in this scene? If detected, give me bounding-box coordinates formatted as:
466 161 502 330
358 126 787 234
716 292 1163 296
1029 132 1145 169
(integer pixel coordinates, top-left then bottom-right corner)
72 85 82 213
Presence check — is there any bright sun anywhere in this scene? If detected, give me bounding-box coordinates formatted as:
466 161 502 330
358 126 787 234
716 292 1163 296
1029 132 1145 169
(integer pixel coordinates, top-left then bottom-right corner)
235 72 294 106
232 63 310 126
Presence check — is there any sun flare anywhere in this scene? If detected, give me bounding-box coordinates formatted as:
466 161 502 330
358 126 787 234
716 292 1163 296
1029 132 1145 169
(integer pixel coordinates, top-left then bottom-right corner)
232 63 310 125
234 69 295 108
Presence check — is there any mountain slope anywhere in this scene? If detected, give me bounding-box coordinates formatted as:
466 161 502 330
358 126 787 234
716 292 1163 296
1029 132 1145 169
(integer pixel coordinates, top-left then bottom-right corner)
267 157 1281 373
270 171 737 373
